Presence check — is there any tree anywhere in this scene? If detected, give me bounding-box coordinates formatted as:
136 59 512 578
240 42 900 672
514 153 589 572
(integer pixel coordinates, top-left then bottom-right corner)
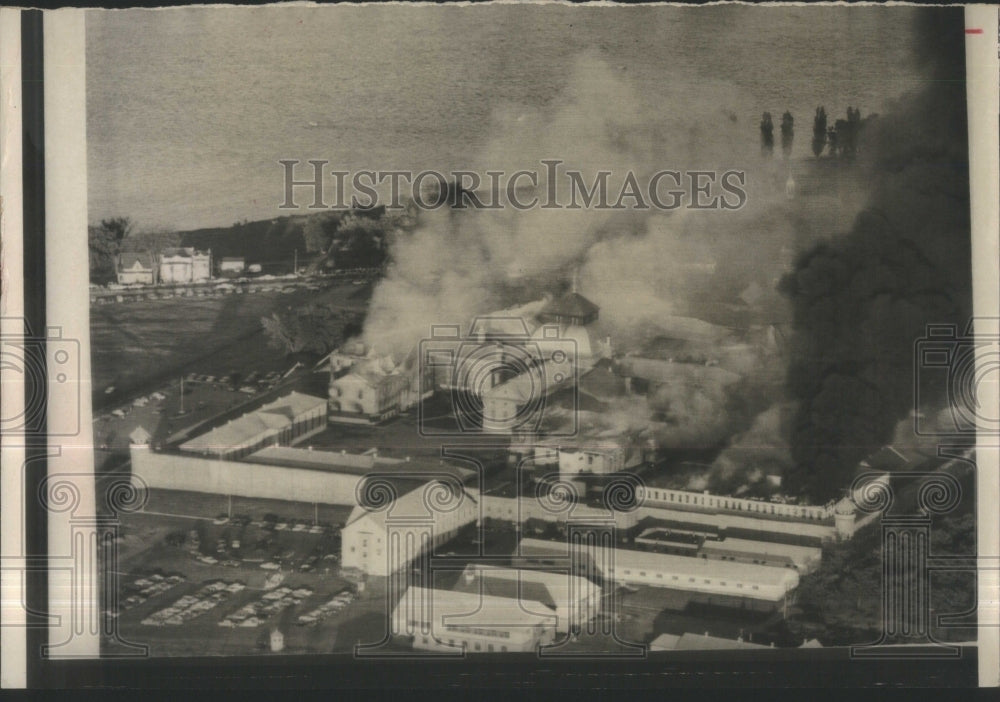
261 304 348 357
88 216 133 284
780 111 794 158
760 112 774 157
812 107 827 158
303 215 332 254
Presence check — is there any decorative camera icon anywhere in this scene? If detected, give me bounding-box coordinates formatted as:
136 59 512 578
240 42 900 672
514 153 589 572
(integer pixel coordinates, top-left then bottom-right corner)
914 319 999 436
0 322 81 437
418 316 578 437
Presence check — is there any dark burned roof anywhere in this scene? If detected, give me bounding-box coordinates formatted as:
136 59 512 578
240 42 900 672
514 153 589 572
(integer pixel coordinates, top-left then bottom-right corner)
119 252 155 270
540 292 599 320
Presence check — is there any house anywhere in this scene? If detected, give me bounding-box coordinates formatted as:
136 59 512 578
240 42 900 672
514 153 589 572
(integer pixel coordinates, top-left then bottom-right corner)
159 247 212 283
116 252 156 285
341 481 479 577
178 391 327 459
391 586 557 653
219 257 246 275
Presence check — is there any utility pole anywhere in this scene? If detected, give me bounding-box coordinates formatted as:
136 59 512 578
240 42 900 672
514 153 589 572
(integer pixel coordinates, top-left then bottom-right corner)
294 249 298 275
179 375 185 414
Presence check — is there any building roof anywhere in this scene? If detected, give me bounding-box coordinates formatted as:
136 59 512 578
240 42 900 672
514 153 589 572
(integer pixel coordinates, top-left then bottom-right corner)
699 537 822 569
119 252 154 270
673 632 768 651
179 392 325 454
455 565 598 612
345 480 479 530
129 426 153 444
515 538 798 589
649 633 682 651
540 292 599 320
394 586 554 629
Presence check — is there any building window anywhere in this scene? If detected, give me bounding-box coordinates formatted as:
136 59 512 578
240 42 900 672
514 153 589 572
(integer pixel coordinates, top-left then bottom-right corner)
488 644 494 653
474 642 481 651
501 646 507 653
639 572 646 577
656 574 662 579
422 637 428 645
704 579 710 584
737 584 743 589
752 585 759 590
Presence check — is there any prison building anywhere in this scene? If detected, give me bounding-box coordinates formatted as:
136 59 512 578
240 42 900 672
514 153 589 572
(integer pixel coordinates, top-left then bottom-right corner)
178 391 327 459
391 585 557 653
516 537 799 607
698 536 822 573
341 480 479 578
453 564 601 635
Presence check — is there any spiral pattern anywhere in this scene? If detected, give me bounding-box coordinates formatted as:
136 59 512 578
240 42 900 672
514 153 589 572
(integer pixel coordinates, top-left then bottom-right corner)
105 477 148 514
917 474 962 515
39 477 81 514
355 476 397 512
850 473 894 514
535 476 577 515
602 476 645 513
421 477 465 515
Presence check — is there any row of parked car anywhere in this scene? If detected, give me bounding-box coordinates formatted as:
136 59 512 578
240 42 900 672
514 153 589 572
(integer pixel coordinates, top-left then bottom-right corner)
218 586 315 629
296 589 355 627
141 580 246 627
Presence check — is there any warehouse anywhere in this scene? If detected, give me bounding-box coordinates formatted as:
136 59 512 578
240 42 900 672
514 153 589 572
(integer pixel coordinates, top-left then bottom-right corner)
391 585 557 653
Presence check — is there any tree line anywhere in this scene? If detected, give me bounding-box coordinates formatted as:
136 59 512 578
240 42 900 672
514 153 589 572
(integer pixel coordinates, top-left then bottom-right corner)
760 106 876 159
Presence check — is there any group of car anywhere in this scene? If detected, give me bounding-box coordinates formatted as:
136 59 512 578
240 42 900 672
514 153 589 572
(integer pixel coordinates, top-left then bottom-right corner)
295 589 355 627
140 580 246 627
218 586 315 629
114 573 185 617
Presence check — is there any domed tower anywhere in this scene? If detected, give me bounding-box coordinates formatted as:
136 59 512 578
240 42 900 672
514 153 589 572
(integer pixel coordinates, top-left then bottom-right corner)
834 496 857 541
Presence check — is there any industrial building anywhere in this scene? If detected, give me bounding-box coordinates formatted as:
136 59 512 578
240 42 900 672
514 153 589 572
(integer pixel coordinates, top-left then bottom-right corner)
391 585 557 653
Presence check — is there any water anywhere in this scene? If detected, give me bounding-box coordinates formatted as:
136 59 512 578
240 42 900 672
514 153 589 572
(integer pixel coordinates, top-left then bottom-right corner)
87 4 928 231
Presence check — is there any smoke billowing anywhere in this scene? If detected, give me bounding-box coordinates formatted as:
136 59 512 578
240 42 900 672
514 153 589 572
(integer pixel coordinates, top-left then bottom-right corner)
358 17 968 501
779 9 971 501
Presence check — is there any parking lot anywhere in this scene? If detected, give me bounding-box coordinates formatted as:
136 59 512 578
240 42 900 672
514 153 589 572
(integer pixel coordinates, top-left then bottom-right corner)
107 508 391 656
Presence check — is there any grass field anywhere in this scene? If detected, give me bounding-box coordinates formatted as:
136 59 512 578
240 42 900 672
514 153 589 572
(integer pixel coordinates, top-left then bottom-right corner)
90 279 370 412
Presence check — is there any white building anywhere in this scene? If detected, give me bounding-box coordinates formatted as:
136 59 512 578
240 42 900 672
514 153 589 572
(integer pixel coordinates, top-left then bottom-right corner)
341 481 479 577
159 247 212 283
391 586 557 653
455 564 601 635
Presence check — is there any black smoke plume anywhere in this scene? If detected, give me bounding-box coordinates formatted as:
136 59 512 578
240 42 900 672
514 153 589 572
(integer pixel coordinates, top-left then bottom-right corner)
779 9 971 502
